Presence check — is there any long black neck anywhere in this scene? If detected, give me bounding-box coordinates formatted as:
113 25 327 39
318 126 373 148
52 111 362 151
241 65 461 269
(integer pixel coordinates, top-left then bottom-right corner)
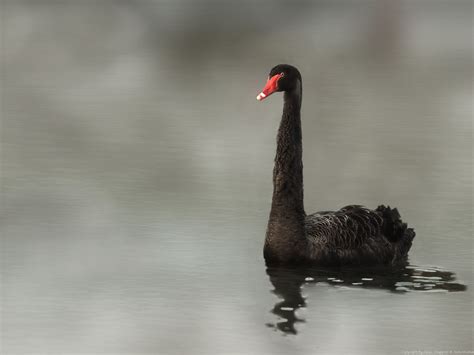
265 81 306 262
271 81 304 217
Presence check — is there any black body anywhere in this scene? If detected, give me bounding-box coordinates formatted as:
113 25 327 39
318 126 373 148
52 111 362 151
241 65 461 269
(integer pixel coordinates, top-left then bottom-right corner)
262 64 415 266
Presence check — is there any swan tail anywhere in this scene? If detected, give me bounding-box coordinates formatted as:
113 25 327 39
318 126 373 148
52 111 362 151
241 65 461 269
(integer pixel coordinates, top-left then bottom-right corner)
376 205 415 256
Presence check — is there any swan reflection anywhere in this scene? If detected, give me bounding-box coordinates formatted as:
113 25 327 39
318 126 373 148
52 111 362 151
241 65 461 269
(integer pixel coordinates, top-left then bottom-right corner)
266 264 466 334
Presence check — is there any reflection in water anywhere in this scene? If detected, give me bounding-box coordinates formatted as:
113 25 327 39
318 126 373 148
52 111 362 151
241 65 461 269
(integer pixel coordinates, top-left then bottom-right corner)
266 264 466 334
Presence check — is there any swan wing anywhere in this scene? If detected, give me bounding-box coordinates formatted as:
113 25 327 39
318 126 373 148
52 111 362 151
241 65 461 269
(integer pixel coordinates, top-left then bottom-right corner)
305 205 384 250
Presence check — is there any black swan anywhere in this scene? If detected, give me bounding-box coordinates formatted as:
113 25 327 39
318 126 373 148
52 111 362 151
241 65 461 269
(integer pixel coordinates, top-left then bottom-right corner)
256 64 415 266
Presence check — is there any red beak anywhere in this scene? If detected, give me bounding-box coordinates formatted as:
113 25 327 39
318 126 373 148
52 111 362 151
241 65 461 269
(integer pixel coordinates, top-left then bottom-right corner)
256 73 283 101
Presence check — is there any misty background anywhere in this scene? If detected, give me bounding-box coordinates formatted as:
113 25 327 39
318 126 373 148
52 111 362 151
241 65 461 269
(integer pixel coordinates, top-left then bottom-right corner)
1 1 472 354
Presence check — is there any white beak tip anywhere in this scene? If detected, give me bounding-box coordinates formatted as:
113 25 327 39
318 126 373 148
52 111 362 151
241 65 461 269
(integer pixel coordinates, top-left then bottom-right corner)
256 92 266 101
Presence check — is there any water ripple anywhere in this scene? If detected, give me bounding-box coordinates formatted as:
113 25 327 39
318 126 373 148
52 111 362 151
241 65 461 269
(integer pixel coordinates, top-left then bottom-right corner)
266 264 466 334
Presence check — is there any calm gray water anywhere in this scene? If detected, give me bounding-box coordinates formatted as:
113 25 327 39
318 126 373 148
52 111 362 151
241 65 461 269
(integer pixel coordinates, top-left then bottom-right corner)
1 1 473 354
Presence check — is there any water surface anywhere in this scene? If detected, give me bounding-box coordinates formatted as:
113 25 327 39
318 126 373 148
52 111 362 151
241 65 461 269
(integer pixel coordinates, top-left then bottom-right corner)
1 1 472 354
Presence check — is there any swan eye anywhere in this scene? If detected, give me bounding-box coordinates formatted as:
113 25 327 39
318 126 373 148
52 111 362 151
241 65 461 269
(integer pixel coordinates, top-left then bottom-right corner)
280 72 285 77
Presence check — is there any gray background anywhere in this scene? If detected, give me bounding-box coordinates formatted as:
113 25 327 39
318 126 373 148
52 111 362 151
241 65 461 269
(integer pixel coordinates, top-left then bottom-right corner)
1 0 472 354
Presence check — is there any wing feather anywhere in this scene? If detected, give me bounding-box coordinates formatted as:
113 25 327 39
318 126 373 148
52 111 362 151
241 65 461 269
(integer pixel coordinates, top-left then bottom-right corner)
305 205 384 250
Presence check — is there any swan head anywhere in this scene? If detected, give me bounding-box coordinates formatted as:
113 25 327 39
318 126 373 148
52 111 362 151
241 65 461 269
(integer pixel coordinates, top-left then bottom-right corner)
256 64 302 101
